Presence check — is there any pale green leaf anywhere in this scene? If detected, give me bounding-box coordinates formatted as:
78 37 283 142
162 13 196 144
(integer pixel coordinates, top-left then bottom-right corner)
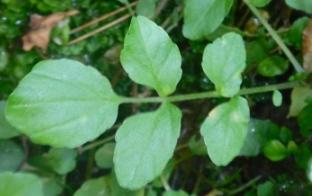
0 172 44 196
288 85 312 117
5 59 119 148
250 0 272 7
202 32 246 97
163 190 189 196
0 101 19 139
42 177 63 196
114 103 182 189
285 0 312 14
200 96 250 166
272 90 283 107
136 0 158 18
0 140 24 172
95 142 115 169
183 0 233 40
120 16 182 96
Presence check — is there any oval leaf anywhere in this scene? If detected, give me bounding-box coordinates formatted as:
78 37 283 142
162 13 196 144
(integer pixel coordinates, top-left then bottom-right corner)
0 101 19 139
114 102 182 189
5 59 119 148
272 90 283 107
95 142 115 169
183 0 233 40
0 172 44 196
285 0 312 14
200 96 250 166
0 140 24 172
202 32 246 97
120 16 182 96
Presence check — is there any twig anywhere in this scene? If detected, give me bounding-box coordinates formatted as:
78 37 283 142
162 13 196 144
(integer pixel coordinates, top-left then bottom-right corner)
228 176 261 195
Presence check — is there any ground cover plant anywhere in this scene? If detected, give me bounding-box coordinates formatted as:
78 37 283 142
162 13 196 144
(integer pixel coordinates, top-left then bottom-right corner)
0 0 312 195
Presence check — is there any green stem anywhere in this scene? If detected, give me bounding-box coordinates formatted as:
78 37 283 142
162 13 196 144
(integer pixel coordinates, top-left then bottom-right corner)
243 0 304 73
228 176 261 195
119 81 300 104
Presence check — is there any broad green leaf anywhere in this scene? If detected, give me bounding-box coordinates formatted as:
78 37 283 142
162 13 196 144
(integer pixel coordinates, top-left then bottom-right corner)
298 103 312 136
114 103 182 189
285 0 312 14
0 172 44 196
95 142 115 169
5 59 119 148
200 96 250 166
250 0 271 7
202 32 246 97
263 140 288 161
120 16 182 96
136 0 158 18
183 0 233 40
272 90 283 107
0 140 24 172
74 174 139 196
0 101 19 139
257 56 289 77
163 190 189 196
288 85 312 117
30 148 77 175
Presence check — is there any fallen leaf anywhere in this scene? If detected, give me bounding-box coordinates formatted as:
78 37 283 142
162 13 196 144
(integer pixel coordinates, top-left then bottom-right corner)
22 10 78 51
303 19 312 73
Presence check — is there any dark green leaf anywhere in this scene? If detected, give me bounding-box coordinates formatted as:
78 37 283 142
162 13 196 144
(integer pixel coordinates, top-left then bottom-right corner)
257 56 289 77
263 140 288 161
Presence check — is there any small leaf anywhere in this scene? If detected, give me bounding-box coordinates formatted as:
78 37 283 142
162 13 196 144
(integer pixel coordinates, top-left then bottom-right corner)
285 0 312 14
257 181 276 196
288 85 312 117
200 96 250 166
0 172 44 196
0 140 24 172
249 0 272 7
136 0 158 18
163 190 189 196
114 103 182 189
298 103 312 136
284 17 309 49
272 90 283 107
188 136 207 156
183 0 233 40
5 59 119 148
95 142 115 169
0 101 19 139
121 16 182 96
202 32 246 97
263 140 288 161
74 174 139 196
257 56 289 77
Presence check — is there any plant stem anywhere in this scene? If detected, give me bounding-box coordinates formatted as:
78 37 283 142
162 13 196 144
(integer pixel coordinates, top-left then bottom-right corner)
80 134 115 153
243 0 304 73
228 176 261 195
119 81 300 104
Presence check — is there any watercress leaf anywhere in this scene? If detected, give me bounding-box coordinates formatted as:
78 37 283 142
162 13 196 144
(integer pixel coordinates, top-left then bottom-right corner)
136 0 158 18
263 140 288 161
257 181 276 196
284 17 309 49
183 0 233 40
0 172 44 196
288 85 312 117
272 90 283 107
250 0 272 7
298 103 312 137
5 59 119 148
285 0 312 14
114 102 182 189
121 16 182 96
95 142 115 169
202 32 246 97
42 177 63 196
0 101 19 139
74 174 140 196
200 96 250 166
163 190 189 196
0 140 24 172
257 56 289 77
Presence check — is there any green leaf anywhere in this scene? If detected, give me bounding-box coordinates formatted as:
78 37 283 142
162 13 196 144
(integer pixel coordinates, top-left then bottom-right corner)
114 102 182 189
249 0 272 7
200 96 250 166
95 142 115 169
0 101 19 139
0 172 44 196
74 174 139 196
0 140 24 172
202 32 246 97
272 90 283 107
163 190 189 196
42 177 63 196
288 85 312 117
5 59 119 148
285 0 312 14
183 0 233 40
136 0 158 18
257 56 289 77
0 47 8 71
257 181 276 196
284 17 309 49
298 103 312 136
188 136 207 156
263 140 288 161
120 16 182 96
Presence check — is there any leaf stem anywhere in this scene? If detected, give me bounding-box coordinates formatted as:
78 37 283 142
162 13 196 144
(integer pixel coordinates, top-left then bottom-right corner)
243 0 304 72
119 81 301 104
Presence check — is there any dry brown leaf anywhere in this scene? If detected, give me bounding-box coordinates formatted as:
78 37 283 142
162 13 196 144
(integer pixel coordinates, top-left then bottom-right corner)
303 19 312 73
22 10 78 51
